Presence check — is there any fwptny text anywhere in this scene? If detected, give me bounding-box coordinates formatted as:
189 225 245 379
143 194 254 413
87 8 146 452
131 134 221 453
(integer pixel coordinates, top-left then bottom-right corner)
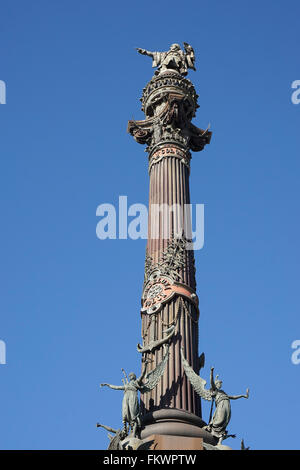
103 453 197 466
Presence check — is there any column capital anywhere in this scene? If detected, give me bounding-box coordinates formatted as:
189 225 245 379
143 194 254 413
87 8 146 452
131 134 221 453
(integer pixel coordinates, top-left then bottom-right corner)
127 71 212 157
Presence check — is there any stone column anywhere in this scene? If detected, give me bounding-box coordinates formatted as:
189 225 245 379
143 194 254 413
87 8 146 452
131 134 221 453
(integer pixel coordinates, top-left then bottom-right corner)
128 66 212 442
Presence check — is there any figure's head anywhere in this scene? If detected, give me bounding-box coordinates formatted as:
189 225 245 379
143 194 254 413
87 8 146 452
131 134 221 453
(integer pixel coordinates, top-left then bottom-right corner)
215 374 222 389
170 43 180 51
129 372 136 381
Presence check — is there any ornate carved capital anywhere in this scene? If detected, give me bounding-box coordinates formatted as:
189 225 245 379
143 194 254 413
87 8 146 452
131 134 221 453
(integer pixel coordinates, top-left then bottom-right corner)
128 71 212 157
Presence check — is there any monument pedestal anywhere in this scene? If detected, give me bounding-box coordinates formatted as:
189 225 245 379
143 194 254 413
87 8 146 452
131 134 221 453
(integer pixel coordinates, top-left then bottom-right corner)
141 409 217 446
143 434 204 450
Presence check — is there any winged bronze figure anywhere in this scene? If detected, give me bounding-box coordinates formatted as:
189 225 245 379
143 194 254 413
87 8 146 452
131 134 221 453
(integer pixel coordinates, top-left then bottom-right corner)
96 423 127 450
181 348 249 445
101 346 169 438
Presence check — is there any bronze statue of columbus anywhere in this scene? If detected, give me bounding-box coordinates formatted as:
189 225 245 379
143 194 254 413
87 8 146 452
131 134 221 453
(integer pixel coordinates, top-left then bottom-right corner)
136 42 196 76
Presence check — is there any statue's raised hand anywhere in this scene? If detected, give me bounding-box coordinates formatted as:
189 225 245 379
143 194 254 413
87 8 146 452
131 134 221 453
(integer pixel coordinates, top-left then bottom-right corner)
136 48 150 57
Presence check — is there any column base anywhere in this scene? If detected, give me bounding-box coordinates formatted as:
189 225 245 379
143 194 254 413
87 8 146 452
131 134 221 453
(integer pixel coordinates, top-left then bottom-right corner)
142 434 203 450
141 409 217 446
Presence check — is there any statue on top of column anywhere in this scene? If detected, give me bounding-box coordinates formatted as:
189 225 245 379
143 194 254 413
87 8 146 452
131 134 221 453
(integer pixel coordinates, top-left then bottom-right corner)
136 42 196 76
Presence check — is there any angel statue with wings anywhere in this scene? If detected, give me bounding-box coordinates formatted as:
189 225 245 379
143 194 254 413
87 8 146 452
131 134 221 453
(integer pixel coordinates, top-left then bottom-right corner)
136 42 196 76
100 347 169 439
181 349 249 445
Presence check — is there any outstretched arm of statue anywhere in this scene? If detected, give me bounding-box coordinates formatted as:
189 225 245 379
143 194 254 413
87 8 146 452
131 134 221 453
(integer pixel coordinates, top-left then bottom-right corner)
96 423 117 433
228 388 250 400
100 383 124 391
136 48 154 58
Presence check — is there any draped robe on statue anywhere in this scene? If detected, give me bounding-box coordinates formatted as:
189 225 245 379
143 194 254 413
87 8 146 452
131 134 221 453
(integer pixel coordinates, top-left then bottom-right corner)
151 50 188 75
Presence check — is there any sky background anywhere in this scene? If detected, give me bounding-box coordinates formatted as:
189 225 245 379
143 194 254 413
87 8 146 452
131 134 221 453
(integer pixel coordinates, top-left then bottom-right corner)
0 0 299 450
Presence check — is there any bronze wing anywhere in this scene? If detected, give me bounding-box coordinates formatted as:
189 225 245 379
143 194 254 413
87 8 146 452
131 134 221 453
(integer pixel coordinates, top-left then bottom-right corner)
180 348 212 401
140 346 170 393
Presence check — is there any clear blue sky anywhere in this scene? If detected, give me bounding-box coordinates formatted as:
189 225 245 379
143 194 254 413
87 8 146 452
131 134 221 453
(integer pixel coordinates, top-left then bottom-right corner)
0 0 299 450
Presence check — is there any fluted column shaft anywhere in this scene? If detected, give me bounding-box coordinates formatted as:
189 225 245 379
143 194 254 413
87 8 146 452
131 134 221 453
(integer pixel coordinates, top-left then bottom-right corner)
140 146 200 417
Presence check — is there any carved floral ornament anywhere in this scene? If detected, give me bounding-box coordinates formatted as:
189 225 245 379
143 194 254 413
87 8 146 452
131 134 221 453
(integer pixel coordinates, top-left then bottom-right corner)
144 236 195 284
